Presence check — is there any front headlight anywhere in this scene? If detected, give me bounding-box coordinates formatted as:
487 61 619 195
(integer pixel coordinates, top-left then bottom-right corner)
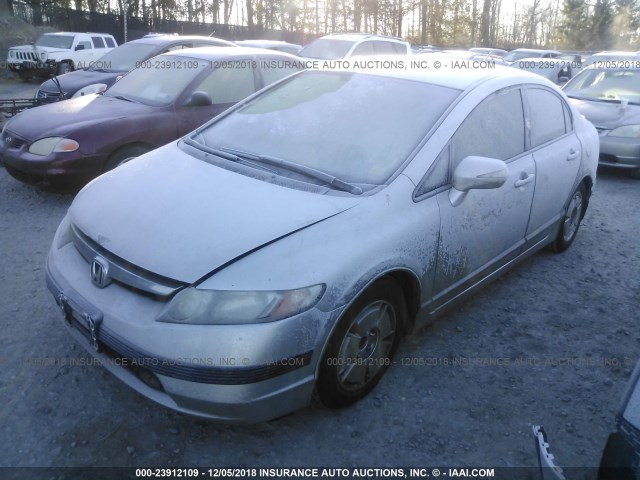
608 125 640 138
28 137 79 156
9 51 15 58
40 52 47 61
72 83 108 98
157 285 325 325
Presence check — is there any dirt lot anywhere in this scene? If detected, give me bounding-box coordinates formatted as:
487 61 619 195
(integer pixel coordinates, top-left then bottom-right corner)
0 153 638 476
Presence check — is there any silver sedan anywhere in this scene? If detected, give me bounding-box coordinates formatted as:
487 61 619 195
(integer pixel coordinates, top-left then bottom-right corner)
46 64 599 422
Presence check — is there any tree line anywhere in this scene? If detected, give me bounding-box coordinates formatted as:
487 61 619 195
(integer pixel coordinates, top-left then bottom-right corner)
2 0 640 50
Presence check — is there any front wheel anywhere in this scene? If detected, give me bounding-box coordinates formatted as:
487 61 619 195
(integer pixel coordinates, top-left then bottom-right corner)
550 183 586 252
57 61 72 75
104 145 149 172
317 278 405 408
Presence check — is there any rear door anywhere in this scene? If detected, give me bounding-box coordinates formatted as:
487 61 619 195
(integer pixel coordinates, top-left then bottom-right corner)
524 86 581 242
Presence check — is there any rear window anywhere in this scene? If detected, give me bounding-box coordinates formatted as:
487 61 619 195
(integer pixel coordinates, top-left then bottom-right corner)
299 39 354 60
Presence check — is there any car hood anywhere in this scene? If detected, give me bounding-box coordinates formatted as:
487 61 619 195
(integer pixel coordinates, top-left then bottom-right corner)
6 95 153 141
10 45 68 54
40 70 119 94
569 97 640 128
69 144 361 283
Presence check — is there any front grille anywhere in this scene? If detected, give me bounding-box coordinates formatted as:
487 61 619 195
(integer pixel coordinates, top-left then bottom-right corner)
14 51 39 61
36 90 64 103
2 131 26 149
71 224 187 298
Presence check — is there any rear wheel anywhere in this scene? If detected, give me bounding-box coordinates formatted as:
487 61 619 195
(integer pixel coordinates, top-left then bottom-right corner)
104 145 149 172
56 61 72 75
317 278 405 408
550 182 586 252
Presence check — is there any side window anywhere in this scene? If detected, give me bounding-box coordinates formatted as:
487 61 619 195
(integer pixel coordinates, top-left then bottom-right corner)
352 41 375 56
104 37 116 48
374 41 397 55
452 88 525 170
77 40 92 50
391 42 407 55
194 65 256 104
92 36 106 49
527 88 567 147
166 43 193 52
415 145 451 197
260 59 300 87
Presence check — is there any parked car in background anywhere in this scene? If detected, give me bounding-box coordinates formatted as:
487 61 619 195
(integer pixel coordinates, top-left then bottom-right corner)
583 51 640 68
419 49 507 65
469 47 508 57
563 66 640 179
298 33 411 59
235 39 302 55
0 48 303 191
534 359 640 480
7 32 117 79
503 48 562 64
36 35 237 103
511 57 574 85
45 63 597 422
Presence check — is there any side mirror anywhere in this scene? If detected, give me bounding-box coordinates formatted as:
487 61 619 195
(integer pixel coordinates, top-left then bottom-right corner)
75 45 85 51
449 156 508 206
184 90 212 107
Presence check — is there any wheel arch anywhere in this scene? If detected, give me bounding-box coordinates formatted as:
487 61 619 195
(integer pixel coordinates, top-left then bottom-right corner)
580 174 594 219
104 142 155 170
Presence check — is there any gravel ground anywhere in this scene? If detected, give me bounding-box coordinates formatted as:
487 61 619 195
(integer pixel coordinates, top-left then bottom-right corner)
0 149 639 477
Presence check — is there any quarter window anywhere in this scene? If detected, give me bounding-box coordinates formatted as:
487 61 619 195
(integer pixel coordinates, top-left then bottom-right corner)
452 88 525 169
91 36 106 49
527 88 567 147
104 37 116 48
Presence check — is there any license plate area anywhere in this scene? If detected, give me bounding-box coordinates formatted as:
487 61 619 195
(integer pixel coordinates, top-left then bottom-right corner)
57 293 103 351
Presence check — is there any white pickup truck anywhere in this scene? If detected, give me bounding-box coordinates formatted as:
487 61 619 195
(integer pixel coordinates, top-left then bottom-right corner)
7 31 117 79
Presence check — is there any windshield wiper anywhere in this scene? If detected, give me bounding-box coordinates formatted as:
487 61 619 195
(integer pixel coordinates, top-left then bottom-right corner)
184 138 362 194
220 147 363 195
110 94 136 103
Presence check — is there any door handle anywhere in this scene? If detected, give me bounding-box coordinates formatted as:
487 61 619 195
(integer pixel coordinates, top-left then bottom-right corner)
567 148 580 161
515 173 535 188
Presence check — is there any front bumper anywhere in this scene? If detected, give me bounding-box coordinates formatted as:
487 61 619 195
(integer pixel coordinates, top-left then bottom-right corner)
8 60 57 75
0 134 104 189
45 241 326 423
598 135 640 170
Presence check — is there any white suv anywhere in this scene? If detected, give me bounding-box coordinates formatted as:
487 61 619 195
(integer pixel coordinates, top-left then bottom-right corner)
299 33 411 59
7 32 117 79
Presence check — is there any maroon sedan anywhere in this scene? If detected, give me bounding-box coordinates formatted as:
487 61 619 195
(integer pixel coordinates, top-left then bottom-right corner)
0 47 302 191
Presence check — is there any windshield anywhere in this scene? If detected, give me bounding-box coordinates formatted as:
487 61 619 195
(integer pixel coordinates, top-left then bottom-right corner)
299 39 354 59
105 57 208 106
193 70 460 186
35 34 74 49
563 68 640 104
90 43 158 72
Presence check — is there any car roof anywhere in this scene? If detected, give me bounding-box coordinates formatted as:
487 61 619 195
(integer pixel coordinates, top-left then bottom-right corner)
323 55 549 90
236 39 301 48
319 33 405 43
42 31 112 36
163 46 302 60
127 35 236 46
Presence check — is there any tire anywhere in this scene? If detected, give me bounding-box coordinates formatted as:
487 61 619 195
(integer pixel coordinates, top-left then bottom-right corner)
317 278 405 408
550 182 587 253
57 61 71 76
17 71 32 82
104 145 149 172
